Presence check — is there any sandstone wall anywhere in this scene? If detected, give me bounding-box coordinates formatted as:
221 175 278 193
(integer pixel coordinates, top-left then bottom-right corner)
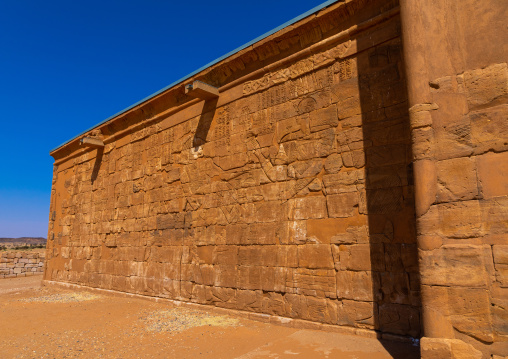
0 252 45 278
45 0 421 339
400 0 508 357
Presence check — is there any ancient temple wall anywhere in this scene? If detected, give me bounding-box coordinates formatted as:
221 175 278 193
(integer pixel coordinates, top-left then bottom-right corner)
400 0 508 357
45 0 421 339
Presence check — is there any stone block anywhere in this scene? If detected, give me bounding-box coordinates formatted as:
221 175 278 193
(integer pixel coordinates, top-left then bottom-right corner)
336 127 364 149
284 293 308 319
436 157 478 203
305 296 337 324
332 79 361 119
261 267 286 293
420 337 482 359
336 270 375 302
431 94 472 160
380 272 411 305
292 268 336 299
288 196 327 220
327 192 359 218
418 201 484 239
288 159 323 179
462 63 508 110
493 245 508 265
307 216 368 245
477 151 508 199
491 285 508 338
238 266 262 290
363 116 408 148
409 104 434 127
252 201 286 223
378 303 420 337
196 246 213 265
309 105 338 132
225 224 248 245
336 243 384 272
419 245 490 287
324 153 343 174
298 244 334 269
323 170 364 195
470 105 508 154
481 197 508 235
237 246 264 267
365 144 407 168
493 245 508 286
236 289 262 312
213 245 238 266
341 150 365 169
156 213 175 230
261 292 285 316
246 222 279 245
213 264 237 288
282 130 335 162
447 287 493 343
279 220 307 245
276 114 310 143
365 164 407 189
337 300 376 328
412 159 437 217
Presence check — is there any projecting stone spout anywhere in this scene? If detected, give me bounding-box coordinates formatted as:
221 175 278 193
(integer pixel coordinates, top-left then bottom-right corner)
80 137 104 148
185 80 220 100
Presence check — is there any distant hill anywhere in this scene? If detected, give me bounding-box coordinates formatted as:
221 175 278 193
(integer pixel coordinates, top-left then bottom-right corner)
0 237 46 243
0 237 46 249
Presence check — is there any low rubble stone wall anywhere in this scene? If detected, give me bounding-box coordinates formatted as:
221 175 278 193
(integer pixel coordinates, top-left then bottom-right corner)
0 251 45 278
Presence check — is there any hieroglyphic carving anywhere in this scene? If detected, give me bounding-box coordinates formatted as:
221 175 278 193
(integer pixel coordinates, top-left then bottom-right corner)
215 106 231 147
314 67 335 90
251 110 273 136
334 58 355 82
233 106 253 133
243 40 353 96
289 58 315 79
297 97 318 114
289 67 334 98
259 84 289 110
325 40 353 60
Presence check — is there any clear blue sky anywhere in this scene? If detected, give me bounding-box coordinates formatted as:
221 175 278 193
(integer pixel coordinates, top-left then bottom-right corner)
0 0 328 238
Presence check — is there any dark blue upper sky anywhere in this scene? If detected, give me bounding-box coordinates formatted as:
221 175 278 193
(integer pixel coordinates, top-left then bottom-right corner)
0 0 328 237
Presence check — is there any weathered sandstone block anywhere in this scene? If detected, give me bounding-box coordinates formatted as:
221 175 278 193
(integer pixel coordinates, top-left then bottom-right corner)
419 245 491 287
477 151 508 199
436 157 478 203
462 63 508 110
420 337 482 359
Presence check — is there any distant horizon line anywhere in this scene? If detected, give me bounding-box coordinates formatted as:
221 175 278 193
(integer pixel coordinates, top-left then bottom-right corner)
0 237 47 240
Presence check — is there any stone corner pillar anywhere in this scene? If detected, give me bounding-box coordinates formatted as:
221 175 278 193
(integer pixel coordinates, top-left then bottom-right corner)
398 1 493 358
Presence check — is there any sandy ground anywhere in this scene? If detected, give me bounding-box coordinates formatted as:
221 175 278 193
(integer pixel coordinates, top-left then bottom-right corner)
0 276 420 359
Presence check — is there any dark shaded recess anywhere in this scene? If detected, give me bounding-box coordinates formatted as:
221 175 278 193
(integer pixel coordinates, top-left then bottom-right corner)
355 10 421 357
193 97 219 147
91 147 104 184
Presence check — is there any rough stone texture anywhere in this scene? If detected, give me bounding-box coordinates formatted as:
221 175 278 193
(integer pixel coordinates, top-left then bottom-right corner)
45 0 508 357
420 337 482 359
400 0 508 357
45 0 420 341
0 252 45 278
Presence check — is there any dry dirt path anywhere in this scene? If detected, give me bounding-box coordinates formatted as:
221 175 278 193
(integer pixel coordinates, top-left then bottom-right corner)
0 276 419 358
